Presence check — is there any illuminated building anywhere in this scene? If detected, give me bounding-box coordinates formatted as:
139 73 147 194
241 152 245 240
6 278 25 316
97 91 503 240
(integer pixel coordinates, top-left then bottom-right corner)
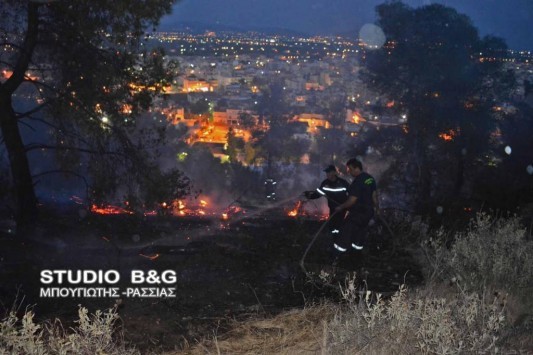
183 75 218 92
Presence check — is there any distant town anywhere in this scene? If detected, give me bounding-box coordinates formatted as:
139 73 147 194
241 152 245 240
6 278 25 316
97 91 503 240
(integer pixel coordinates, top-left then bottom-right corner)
138 30 533 165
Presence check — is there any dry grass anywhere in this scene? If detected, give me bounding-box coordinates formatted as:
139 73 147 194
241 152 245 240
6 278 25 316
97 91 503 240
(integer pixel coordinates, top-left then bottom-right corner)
327 281 508 354
176 280 516 354
3 214 532 354
182 214 533 354
177 304 336 355
0 305 139 355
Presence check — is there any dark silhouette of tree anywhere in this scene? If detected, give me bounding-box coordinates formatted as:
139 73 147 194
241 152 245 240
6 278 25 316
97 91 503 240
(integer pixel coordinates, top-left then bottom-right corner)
283 137 311 163
238 112 256 130
315 126 346 166
0 0 181 225
363 2 513 213
475 102 533 210
226 127 244 162
190 98 210 115
256 81 287 117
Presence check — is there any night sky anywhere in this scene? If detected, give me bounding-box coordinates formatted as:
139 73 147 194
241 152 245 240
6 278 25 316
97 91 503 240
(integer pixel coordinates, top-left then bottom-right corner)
159 0 533 50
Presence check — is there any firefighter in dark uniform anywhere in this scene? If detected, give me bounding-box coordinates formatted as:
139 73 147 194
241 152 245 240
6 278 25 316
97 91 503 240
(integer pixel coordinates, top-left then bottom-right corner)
304 165 349 237
333 158 378 257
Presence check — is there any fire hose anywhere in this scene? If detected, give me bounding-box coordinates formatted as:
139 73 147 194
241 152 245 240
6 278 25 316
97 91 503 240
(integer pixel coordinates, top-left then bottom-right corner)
299 210 339 276
299 194 396 277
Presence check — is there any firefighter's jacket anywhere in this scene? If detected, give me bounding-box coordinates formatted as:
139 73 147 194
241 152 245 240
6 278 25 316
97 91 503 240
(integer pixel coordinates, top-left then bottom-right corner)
305 177 349 210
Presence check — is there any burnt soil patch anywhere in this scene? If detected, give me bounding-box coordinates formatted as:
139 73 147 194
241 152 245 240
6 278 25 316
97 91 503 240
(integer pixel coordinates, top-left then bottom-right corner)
0 211 423 352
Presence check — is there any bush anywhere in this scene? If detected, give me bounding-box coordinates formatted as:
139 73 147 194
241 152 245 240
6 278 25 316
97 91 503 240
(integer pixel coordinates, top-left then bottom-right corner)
451 214 533 293
0 305 138 355
420 213 533 295
326 275 506 354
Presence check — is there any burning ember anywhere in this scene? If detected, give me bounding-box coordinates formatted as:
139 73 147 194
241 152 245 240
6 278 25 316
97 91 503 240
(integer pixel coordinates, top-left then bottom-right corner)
287 201 303 217
139 253 160 260
90 204 133 215
85 194 324 222
352 112 366 124
221 205 245 221
438 129 457 142
170 198 212 217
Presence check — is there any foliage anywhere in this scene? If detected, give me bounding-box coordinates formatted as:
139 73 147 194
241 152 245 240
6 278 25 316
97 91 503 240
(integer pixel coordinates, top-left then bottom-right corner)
0 305 138 355
188 281 515 354
451 214 533 293
0 0 184 223
254 121 308 164
362 2 515 211
420 213 533 298
189 98 210 115
238 112 256 129
327 280 506 354
472 102 533 211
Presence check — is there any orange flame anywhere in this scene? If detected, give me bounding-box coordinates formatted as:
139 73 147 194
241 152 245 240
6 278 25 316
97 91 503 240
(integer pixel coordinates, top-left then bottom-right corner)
352 112 365 124
288 201 302 217
221 206 244 221
1 70 13 80
438 129 457 142
91 204 133 215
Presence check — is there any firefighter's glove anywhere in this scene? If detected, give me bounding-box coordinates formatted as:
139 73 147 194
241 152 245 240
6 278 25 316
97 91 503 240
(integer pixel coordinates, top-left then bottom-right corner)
304 191 320 200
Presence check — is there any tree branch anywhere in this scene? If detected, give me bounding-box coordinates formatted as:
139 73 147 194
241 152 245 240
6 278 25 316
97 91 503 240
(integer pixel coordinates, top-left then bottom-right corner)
3 2 40 94
20 116 94 148
25 143 125 156
17 119 36 132
15 99 51 119
32 169 89 200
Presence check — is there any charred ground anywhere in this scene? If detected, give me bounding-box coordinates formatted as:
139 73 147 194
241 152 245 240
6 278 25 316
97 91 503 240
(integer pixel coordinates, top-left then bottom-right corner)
0 208 423 351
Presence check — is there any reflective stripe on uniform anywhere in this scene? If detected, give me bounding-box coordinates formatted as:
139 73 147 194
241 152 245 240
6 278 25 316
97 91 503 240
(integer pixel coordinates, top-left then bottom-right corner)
316 188 326 195
322 187 347 192
334 243 347 252
351 243 363 250
331 229 340 234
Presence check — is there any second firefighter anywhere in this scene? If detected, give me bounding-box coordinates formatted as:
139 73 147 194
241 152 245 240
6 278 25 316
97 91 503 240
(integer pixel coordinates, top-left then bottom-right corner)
304 165 349 236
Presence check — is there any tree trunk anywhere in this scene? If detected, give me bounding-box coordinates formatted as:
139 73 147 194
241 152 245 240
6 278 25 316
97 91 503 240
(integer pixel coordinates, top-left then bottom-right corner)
417 151 432 213
454 151 465 195
0 94 38 226
412 131 432 214
0 2 40 226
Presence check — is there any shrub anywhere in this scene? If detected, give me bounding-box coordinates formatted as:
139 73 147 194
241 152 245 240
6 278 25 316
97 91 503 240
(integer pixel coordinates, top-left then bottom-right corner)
450 213 533 293
420 213 533 296
327 278 507 354
0 305 138 355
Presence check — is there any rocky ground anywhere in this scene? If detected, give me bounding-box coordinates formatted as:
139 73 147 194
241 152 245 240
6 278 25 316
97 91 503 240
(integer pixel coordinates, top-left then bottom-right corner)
0 209 423 352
